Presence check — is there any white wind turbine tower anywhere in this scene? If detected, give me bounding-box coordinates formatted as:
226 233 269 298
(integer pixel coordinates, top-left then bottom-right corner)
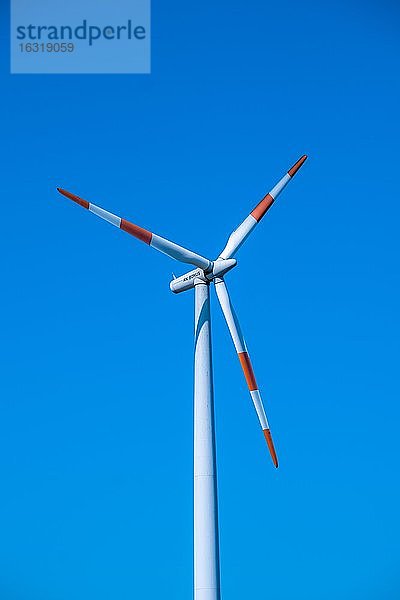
57 154 307 600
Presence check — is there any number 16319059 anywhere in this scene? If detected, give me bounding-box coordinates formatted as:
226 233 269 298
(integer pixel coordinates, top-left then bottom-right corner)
19 43 75 53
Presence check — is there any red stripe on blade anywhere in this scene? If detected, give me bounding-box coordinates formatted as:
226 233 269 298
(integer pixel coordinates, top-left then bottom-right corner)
263 429 278 468
238 352 258 391
288 155 307 177
250 193 274 222
57 188 89 209
120 219 152 245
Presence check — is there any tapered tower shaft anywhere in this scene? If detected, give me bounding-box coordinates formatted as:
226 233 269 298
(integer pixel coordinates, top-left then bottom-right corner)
194 280 221 600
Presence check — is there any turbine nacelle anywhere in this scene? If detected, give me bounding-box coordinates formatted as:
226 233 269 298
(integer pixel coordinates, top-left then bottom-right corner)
170 258 237 294
170 267 205 294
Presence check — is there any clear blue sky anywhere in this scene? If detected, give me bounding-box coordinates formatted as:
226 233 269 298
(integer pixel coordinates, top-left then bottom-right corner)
1 1 400 598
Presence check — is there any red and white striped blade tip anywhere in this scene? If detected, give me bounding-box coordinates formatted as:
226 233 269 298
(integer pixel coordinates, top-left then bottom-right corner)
57 187 89 209
263 429 279 468
288 154 308 177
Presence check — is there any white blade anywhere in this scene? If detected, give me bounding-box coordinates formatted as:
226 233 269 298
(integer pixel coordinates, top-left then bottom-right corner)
219 155 307 260
214 277 278 467
57 188 212 271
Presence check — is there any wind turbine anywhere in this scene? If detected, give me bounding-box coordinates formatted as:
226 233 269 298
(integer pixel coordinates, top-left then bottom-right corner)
57 154 307 600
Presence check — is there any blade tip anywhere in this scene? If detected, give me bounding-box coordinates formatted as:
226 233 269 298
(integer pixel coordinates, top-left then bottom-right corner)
263 428 279 468
288 154 308 177
57 187 70 198
56 187 89 209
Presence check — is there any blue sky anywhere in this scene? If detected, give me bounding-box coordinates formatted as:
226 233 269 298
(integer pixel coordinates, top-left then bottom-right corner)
1 1 400 598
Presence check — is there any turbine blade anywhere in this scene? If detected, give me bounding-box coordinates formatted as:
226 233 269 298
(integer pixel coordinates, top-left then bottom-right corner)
214 277 278 467
56 188 212 271
219 155 307 259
